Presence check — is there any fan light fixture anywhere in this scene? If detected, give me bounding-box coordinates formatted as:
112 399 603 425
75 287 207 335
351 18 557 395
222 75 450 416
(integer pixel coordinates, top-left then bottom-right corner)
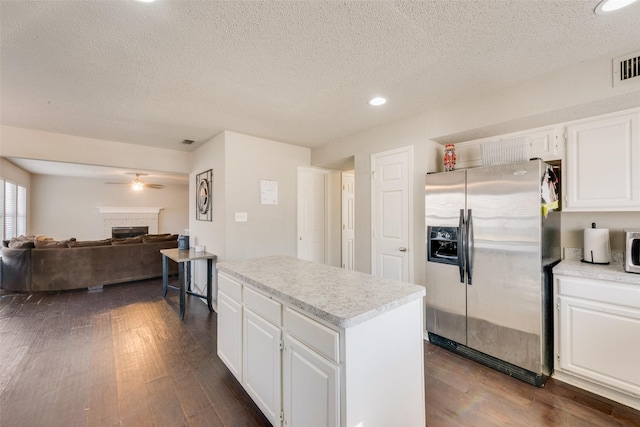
595 0 639 14
368 97 387 106
132 180 144 191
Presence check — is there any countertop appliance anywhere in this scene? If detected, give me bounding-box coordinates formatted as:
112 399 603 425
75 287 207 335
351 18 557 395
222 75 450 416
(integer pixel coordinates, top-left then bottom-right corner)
624 229 640 273
425 159 561 386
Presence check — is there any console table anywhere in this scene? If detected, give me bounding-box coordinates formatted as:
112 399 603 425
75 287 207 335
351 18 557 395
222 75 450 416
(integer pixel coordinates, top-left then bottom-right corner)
160 248 217 319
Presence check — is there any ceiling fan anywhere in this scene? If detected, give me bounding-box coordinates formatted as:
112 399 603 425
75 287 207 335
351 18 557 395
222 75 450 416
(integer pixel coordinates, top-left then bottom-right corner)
105 173 164 190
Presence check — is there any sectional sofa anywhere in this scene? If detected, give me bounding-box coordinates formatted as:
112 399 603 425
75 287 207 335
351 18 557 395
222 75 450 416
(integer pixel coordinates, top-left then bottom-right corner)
1 234 179 292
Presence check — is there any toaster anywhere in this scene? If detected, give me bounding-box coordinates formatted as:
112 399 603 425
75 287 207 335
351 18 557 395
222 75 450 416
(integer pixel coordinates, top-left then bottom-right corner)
624 229 640 273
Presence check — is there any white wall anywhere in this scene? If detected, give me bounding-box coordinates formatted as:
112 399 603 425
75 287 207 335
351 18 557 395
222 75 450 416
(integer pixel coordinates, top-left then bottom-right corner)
189 130 313 263
313 114 441 283
189 132 226 259
0 126 191 174
0 158 31 187
223 132 310 260
187 131 310 299
29 175 188 240
311 51 640 284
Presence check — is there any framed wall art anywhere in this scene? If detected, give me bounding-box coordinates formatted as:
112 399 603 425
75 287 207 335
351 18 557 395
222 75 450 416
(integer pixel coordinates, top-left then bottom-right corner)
196 169 212 221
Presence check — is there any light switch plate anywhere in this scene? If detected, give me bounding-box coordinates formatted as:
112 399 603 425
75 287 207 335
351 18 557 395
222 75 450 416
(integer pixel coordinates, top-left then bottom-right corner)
235 212 248 222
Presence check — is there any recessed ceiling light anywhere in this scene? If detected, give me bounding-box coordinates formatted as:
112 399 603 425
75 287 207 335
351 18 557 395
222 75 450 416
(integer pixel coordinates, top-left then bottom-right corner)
137 0 156 3
368 97 387 106
595 0 639 14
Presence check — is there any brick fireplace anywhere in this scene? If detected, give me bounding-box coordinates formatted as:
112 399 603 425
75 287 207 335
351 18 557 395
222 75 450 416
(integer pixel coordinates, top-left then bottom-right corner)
98 207 162 239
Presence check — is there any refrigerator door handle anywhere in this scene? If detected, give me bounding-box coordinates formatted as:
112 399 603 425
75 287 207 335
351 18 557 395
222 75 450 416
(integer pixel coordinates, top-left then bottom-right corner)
458 209 465 283
466 209 473 285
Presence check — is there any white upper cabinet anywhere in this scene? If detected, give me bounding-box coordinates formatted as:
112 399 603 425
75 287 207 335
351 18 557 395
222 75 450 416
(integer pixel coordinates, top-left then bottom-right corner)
453 126 562 170
564 110 640 211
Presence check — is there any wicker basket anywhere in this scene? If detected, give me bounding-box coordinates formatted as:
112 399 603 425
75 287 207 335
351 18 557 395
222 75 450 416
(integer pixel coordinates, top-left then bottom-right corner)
480 137 531 167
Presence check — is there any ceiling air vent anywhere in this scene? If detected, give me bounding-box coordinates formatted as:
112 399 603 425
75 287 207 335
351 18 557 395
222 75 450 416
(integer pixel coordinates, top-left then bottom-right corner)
613 50 640 87
181 139 195 145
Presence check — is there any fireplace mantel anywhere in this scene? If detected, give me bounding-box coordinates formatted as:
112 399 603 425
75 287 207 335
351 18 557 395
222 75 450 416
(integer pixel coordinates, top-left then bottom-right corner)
98 207 163 214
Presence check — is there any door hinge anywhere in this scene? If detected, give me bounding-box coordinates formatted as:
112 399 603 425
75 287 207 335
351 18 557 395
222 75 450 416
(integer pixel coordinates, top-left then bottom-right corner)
279 340 284 351
557 302 560 311
557 353 560 362
280 411 285 423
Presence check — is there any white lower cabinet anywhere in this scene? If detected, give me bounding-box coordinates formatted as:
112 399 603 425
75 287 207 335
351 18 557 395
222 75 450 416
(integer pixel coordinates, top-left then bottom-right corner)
217 271 425 426
217 275 243 382
217 291 243 381
283 335 339 427
243 308 282 426
554 275 640 411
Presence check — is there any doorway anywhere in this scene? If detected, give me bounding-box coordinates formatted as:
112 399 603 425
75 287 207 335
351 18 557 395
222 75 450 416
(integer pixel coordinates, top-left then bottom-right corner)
297 167 329 264
371 146 413 282
341 171 355 270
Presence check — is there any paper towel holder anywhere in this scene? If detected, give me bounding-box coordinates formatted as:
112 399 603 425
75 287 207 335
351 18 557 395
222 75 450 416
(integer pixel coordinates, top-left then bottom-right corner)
581 222 611 265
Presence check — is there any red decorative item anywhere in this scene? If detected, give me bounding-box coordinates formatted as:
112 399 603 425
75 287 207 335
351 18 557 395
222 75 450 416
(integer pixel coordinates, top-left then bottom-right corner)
444 144 457 171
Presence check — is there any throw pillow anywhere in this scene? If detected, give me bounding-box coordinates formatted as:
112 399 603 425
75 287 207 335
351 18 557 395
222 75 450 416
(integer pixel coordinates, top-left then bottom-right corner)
111 235 144 245
8 239 35 249
67 239 112 248
35 240 71 249
142 234 178 243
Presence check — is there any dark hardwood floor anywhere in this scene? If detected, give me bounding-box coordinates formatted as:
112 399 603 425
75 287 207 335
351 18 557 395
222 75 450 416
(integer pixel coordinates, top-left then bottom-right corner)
1 279 639 427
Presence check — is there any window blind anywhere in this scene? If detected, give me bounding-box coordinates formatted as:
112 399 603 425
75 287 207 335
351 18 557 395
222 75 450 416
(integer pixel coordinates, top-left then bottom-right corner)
0 179 4 241
4 181 16 239
17 185 26 237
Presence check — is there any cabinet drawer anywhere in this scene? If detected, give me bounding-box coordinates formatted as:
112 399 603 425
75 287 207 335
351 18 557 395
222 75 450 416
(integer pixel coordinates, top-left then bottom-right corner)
244 286 281 326
284 307 339 363
218 272 242 302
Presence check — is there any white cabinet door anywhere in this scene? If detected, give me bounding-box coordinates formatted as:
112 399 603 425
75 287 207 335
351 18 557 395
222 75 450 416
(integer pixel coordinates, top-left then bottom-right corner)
557 294 640 396
529 127 562 160
565 111 640 211
217 291 243 381
283 335 339 427
243 308 282 426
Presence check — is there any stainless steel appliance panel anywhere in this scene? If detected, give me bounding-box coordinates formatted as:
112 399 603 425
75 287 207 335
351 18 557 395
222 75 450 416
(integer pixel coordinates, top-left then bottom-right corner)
424 169 467 345
425 160 560 383
465 161 544 373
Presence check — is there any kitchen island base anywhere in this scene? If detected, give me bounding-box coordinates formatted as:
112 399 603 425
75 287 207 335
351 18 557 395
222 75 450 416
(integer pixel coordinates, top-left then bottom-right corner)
216 256 426 427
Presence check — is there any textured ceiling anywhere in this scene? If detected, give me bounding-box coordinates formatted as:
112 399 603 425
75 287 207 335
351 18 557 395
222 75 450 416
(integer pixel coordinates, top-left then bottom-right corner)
1 0 640 153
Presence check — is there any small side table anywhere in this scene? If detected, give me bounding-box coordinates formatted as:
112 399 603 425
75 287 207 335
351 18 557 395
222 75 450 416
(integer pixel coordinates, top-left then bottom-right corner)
160 248 217 319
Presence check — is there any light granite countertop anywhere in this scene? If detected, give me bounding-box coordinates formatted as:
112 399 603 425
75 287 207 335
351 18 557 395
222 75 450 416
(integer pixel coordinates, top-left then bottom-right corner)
217 255 426 328
553 248 640 285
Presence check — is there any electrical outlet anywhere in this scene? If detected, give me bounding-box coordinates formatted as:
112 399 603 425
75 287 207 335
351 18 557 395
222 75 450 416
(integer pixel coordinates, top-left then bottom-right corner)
235 212 248 222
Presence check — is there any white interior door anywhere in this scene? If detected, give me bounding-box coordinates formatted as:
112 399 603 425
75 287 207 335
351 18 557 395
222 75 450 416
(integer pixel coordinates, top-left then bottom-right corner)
341 172 355 270
371 147 412 282
297 168 327 264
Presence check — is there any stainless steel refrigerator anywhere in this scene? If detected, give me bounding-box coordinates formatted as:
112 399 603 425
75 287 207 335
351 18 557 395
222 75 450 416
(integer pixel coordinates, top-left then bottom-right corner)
425 159 560 386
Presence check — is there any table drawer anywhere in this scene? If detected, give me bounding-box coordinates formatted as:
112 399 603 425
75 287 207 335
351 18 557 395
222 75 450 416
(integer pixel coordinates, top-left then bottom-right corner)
218 272 242 302
284 307 339 363
243 286 281 326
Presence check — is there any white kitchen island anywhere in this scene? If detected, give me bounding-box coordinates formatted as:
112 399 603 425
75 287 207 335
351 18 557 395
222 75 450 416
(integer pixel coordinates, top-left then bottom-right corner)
216 255 426 427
